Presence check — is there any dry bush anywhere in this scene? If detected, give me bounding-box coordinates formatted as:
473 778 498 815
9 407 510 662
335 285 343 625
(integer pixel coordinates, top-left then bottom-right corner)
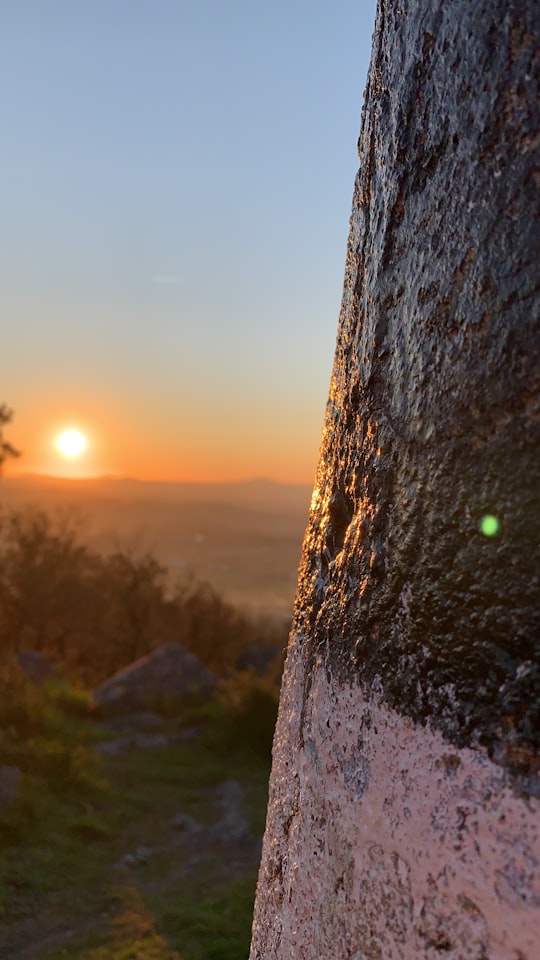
0 507 289 685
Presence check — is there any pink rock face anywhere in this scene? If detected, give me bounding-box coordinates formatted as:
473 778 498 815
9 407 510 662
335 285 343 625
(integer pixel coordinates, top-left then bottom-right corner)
250 0 539 952
250 635 540 959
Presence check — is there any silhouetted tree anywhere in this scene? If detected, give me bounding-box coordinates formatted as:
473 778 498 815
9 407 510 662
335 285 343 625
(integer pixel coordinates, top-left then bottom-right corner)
0 405 20 475
0 506 287 684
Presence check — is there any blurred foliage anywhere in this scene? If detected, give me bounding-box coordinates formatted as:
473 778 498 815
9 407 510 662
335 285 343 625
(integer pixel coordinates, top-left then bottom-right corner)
216 669 280 760
0 498 282 958
0 403 20 474
0 664 106 845
0 506 288 685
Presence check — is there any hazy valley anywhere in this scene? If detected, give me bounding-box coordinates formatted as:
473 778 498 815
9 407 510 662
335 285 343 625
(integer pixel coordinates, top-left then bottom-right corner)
1 475 313 618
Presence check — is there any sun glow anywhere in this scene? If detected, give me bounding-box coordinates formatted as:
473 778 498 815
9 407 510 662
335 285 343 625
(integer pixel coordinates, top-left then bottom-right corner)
56 429 87 458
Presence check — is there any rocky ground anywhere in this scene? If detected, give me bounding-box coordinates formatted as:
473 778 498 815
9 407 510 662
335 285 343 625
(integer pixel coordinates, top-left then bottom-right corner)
0 673 274 960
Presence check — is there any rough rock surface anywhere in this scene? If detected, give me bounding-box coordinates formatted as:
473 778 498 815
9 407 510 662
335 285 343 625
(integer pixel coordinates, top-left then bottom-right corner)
251 0 539 956
92 642 215 713
253 642 540 959
295 0 540 756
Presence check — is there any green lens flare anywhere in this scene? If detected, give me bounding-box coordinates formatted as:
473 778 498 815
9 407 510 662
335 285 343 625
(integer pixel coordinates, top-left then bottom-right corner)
480 515 499 537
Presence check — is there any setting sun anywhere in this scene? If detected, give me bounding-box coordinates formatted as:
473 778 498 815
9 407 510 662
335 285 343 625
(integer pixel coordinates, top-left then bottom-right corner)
56 429 87 458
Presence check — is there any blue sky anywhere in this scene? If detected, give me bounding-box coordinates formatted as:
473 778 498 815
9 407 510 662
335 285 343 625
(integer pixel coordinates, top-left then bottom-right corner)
2 0 377 482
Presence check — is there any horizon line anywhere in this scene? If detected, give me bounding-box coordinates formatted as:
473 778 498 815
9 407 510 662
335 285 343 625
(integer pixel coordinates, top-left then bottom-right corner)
5 470 314 488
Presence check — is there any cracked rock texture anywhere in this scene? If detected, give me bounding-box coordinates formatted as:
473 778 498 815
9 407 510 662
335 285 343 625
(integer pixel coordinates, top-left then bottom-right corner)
251 0 539 956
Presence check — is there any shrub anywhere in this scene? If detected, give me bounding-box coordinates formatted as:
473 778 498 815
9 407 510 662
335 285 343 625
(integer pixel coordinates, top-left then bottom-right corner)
0 664 106 832
216 670 280 760
0 507 289 685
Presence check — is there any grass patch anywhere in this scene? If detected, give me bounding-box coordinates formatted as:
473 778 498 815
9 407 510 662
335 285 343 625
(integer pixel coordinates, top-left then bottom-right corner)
160 879 256 960
45 879 256 960
0 671 275 959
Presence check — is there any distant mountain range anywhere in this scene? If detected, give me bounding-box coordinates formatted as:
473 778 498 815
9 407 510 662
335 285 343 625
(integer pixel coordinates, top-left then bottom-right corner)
2 473 312 511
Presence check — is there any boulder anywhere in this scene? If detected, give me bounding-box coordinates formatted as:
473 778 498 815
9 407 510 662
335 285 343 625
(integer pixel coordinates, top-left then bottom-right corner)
92 642 215 714
95 732 170 755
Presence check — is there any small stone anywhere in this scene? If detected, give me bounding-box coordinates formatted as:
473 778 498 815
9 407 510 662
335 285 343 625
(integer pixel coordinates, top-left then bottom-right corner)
95 738 130 756
0 766 22 808
107 712 165 732
95 732 169 755
170 812 201 833
214 778 245 809
212 779 252 845
115 846 153 869
132 733 169 750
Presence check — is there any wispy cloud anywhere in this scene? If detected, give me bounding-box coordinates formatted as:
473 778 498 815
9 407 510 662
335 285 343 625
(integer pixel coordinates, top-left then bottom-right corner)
152 274 182 285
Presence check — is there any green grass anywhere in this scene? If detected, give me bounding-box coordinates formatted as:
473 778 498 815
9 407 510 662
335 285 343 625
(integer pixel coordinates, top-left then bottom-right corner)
160 880 256 959
0 671 274 960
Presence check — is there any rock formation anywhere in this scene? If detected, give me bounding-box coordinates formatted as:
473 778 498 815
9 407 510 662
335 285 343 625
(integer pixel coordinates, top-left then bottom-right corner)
93 642 215 714
251 0 540 957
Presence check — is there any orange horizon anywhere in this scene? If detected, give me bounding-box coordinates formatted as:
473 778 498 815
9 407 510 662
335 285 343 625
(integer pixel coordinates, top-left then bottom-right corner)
3 400 323 487
6 467 313 488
